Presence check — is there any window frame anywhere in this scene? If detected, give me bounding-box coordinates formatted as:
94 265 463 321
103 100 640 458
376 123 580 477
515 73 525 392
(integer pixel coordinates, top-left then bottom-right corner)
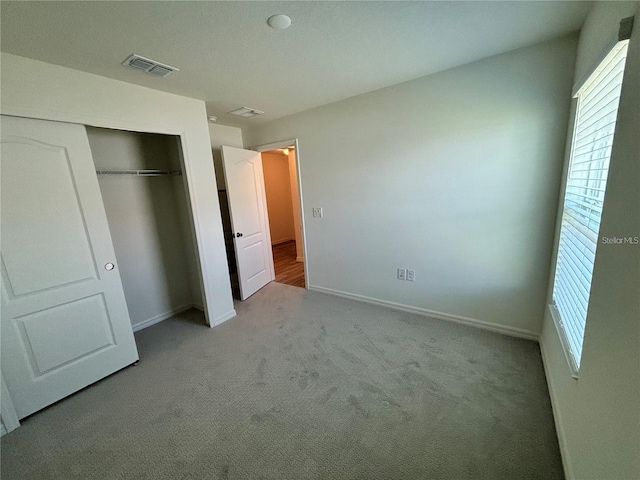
549 39 630 378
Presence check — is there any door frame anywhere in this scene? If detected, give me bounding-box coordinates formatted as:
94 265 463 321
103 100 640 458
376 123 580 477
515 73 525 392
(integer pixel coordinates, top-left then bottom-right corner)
0 110 229 328
250 139 309 290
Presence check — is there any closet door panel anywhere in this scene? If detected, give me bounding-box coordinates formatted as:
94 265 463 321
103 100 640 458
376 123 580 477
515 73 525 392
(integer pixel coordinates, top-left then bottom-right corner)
1 137 97 295
1 115 139 420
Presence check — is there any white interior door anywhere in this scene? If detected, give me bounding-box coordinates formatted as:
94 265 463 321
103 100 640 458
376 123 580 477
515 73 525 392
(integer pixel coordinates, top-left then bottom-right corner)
221 146 274 300
1 115 139 419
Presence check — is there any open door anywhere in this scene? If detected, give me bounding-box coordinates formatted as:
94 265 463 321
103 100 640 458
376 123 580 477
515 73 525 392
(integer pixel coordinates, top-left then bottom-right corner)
1 115 139 419
221 146 274 300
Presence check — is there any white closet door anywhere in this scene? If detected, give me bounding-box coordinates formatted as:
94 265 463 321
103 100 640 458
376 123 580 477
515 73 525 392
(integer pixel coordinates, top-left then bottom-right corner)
1 115 139 419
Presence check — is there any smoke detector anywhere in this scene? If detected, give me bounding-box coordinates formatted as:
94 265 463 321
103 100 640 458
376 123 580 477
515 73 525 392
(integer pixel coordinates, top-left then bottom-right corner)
228 107 264 118
268 14 292 30
122 54 178 77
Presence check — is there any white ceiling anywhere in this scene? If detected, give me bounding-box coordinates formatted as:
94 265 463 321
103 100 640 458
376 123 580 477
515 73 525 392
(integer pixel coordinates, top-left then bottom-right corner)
1 1 592 127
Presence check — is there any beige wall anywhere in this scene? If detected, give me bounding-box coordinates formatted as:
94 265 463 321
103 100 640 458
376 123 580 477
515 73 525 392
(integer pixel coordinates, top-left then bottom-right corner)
88 128 202 329
262 152 296 245
1 53 235 326
539 3 640 480
208 123 244 277
209 123 243 190
245 35 578 337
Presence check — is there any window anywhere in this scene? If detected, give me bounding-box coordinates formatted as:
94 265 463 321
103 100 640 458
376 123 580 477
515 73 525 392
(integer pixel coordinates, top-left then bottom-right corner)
551 40 629 374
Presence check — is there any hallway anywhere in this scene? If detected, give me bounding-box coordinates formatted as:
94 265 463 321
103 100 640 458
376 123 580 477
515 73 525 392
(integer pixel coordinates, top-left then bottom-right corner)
272 240 305 288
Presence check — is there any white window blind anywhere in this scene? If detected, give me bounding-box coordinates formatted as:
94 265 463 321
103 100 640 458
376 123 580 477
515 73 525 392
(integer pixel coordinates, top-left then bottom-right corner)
552 40 629 373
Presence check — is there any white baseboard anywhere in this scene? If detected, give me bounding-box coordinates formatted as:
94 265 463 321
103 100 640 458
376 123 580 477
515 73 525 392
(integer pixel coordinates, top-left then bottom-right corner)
308 285 539 341
272 237 295 246
210 309 236 327
131 304 197 332
539 338 573 480
296 256 304 262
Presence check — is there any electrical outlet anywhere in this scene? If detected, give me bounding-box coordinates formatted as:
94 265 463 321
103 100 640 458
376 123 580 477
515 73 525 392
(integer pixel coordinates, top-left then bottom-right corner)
397 268 406 280
406 269 415 282
312 207 323 218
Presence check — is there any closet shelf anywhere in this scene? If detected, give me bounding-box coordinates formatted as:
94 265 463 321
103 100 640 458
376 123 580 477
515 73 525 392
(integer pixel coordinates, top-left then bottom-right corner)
96 169 182 177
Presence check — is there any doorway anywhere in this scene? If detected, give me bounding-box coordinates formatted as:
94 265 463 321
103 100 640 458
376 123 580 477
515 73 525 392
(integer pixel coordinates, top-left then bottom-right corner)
261 145 305 289
86 127 205 330
218 139 308 299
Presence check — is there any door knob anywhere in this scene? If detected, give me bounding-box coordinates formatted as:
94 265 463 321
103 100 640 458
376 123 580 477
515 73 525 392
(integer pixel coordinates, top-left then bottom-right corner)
105 263 115 271
236 232 243 238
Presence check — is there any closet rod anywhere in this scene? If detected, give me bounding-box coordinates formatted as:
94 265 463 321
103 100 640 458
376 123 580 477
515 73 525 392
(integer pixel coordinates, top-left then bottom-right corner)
96 169 182 177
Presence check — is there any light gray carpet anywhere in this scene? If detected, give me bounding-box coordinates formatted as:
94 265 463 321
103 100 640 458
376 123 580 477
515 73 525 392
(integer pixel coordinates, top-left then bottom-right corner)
1 282 563 479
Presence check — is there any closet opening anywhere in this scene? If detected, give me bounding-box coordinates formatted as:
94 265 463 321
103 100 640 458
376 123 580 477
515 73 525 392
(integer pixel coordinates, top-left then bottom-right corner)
86 127 205 332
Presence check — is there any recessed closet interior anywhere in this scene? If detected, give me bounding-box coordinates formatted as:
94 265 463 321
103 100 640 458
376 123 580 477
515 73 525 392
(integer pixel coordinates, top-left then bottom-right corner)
86 127 203 331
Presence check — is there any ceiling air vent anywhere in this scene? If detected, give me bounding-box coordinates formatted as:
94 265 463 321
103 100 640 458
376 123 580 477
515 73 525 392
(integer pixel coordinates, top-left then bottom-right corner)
122 54 178 78
228 107 264 118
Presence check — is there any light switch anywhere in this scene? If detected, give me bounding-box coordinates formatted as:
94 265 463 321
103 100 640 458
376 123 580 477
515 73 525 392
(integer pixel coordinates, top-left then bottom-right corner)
313 207 323 218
